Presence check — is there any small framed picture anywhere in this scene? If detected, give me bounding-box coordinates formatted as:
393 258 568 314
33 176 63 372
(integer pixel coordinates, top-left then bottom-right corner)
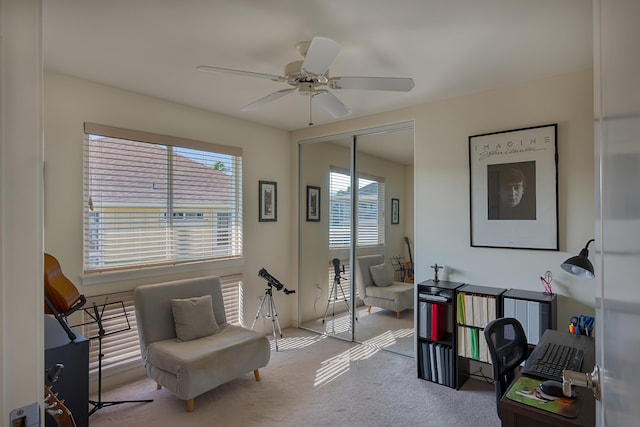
391 198 400 224
259 180 277 222
306 186 321 222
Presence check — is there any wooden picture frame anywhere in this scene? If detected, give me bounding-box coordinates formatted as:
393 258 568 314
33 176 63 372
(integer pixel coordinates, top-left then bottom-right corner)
306 186 321 222
469 124 558 250
259 180 277 222
391 198 400 225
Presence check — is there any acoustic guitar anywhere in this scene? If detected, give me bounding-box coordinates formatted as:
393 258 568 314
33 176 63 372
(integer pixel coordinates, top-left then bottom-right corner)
404 236 414 283
44 385 77 427
44 253 86 341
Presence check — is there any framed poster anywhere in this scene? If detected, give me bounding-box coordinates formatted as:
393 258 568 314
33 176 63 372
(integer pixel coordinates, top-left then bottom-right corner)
469 124 558 250
306 186 321 222
391 198 400 225
259 180 277 222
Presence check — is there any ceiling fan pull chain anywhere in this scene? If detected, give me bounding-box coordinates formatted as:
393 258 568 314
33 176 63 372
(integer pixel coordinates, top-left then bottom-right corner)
309 89 314 126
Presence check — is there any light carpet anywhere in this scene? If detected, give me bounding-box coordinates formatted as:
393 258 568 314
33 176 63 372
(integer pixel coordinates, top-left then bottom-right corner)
301 306 414 356
88 328 499 427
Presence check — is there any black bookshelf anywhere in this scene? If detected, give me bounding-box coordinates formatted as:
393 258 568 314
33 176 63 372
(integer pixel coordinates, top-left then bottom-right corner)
502 288 557 346
416 279 465 389
455 284 506 388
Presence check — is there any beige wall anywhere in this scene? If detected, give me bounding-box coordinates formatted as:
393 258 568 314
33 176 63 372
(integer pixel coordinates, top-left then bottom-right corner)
293 69 595 324
44 70 294 331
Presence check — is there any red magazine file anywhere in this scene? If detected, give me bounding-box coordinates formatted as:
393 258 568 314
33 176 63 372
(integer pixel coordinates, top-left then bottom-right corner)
431 303 448 341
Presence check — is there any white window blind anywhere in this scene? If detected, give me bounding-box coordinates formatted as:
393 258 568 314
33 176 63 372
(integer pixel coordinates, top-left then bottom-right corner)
83 123 243 273
80 274 242 375
329 168 385 248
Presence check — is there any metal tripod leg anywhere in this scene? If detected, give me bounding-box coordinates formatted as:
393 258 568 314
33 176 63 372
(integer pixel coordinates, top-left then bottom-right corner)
322 276 355 330
251 289 268 330
251 286 283 351
267 291 283 351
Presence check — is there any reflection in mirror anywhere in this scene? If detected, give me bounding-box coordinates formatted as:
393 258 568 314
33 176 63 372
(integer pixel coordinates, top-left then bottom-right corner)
353 129 414 357
299 135 353 341
298 124 415 358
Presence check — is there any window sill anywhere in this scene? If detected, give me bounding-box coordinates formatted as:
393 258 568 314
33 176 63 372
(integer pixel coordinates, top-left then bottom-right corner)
81 257 244 286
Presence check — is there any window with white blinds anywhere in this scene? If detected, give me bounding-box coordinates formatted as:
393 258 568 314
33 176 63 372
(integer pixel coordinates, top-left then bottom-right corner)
329 168 385 248
80 274 242 375
83 123 243 273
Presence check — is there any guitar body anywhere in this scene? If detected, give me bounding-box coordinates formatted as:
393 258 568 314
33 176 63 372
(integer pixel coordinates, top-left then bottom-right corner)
404 237 414 283
44 385 77 427
44 253 83 314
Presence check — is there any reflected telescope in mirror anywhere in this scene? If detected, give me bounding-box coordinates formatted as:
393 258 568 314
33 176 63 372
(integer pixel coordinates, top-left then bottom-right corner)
258 268 295 294
332 258 345 278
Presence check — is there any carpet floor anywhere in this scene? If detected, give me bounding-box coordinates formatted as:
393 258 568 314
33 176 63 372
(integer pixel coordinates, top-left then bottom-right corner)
300 306 414 356
87 328 500 427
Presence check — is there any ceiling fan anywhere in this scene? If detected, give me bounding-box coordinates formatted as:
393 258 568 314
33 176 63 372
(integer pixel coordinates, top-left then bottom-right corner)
197 36 415 125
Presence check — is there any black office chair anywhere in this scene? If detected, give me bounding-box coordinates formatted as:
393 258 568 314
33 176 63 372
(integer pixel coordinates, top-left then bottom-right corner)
483 317 529 418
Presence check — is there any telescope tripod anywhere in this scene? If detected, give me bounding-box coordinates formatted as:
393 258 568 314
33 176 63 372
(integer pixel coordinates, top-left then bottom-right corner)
252 285 283 351
322 273 356 331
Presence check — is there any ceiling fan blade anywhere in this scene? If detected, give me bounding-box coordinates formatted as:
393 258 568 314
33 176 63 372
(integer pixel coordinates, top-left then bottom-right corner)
329 76 415 92
313 91 351 118
240 88 295 111
302 36 341 76
196 65 286 82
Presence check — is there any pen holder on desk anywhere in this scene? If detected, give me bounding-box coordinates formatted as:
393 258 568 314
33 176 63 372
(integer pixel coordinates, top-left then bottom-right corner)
569 314 594 336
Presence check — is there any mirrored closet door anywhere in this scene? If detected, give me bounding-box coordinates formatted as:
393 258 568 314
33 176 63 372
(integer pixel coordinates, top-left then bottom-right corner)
298 123 415 357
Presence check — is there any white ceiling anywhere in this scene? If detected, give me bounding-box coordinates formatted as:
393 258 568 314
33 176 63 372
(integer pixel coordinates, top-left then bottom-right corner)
43 0 592 163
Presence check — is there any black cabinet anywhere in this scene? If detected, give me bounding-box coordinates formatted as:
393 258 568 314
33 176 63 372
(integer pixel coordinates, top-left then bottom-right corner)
455 284 506 388
416 279 465 389
416 282 558 390
45 315 89 427
502 288 557 346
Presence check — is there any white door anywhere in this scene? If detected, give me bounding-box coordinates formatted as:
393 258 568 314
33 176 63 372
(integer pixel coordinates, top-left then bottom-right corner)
594 0 640 425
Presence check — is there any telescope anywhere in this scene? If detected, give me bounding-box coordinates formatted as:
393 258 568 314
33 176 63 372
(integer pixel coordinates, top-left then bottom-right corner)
258 268 295 295
332 258 344 281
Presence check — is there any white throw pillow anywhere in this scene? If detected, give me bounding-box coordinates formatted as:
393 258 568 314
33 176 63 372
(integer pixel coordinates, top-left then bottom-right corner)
369 263 393 287
171 294 219 342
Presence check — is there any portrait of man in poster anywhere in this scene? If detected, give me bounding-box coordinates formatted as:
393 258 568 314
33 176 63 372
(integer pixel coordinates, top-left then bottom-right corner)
487 161 536 220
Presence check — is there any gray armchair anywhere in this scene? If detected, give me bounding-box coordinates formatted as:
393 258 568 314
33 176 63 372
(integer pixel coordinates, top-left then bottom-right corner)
354 254 414 318
134 276 270 412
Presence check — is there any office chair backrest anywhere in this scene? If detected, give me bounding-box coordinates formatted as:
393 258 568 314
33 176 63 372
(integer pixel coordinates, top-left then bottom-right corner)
483 317 529 418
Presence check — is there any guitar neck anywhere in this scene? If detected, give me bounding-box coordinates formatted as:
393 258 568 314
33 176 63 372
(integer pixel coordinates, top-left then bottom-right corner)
44 385 77 427
404 237 414 265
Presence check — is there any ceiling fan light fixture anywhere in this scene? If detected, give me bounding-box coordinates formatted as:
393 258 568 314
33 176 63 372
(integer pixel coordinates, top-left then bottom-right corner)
198 36 414 125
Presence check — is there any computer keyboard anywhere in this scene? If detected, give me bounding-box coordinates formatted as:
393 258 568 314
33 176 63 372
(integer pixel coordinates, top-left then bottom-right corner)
521 341 584 382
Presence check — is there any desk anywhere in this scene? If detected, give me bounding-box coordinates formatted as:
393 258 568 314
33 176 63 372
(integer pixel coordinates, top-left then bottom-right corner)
500 329 595 427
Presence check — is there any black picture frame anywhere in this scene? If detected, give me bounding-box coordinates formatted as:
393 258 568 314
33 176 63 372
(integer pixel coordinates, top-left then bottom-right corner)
259 180 277 222
469 123 558 250
306 186 321 222
391 198 400 224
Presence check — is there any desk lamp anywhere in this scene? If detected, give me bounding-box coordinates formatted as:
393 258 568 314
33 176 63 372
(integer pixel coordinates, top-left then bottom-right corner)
560 239 601 401
561 239 595 278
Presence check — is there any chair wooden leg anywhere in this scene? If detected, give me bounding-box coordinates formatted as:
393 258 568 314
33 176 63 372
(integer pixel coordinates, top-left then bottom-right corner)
156 383 162 390
254 369 261 381
186 398 194 413
396 312 401 319
367 306 372 313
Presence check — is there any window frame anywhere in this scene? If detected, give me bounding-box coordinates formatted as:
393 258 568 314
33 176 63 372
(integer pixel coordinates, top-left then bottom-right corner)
82 123 243 274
